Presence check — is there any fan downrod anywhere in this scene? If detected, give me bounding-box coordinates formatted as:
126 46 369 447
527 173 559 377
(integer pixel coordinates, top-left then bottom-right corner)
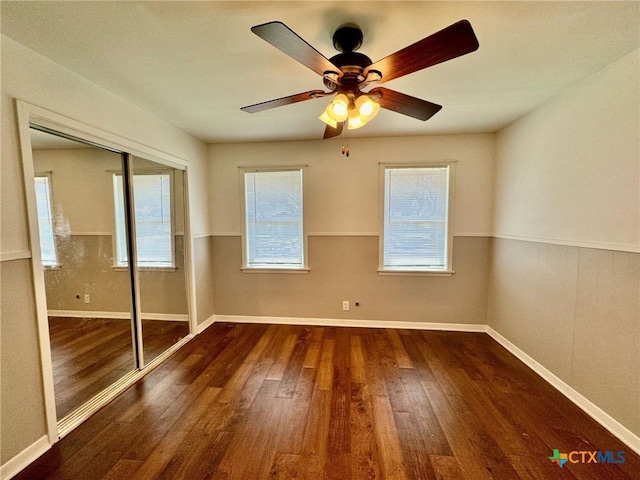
332 23 363 53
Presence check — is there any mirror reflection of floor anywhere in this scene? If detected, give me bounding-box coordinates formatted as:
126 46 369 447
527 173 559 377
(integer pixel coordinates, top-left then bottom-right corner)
48 316 189 418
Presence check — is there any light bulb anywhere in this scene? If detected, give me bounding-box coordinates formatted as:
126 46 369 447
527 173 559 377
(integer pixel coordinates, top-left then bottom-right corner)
327 94 349 122
356 95 380 121
347 107 365 130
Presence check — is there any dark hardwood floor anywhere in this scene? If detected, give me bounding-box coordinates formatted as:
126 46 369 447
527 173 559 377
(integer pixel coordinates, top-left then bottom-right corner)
49 317 189 418
20 322 640 479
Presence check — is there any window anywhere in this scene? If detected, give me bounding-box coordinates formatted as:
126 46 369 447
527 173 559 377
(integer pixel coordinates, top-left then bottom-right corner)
242 168 306 270
34 174 58 266
381 164 454 273
113 172 173 268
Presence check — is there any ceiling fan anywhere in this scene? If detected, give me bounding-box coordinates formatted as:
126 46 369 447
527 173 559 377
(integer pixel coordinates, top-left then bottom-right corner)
241 19 479 140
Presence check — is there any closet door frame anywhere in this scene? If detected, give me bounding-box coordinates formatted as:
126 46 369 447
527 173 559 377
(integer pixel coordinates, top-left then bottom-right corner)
16 100 197 443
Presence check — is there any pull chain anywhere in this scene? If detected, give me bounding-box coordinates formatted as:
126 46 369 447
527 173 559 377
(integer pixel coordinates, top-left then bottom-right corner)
341 127 350 157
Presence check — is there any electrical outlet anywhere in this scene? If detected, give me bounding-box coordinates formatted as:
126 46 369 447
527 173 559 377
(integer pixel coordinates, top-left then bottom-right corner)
84 294 90 304
342 300 349 311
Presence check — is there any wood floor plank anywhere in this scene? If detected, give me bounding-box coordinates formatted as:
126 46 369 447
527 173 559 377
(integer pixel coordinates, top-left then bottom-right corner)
370 394 409 480
349 334 366 384
315 338 335 390
213 380 286 480
302 327 324 368
274 366 316 454
268 453 300 479
298 388 332 480
15 324 640 480
373 328 413 413
386 329 414 369
275 327 311 398
266 332 299 380
349 382 381 480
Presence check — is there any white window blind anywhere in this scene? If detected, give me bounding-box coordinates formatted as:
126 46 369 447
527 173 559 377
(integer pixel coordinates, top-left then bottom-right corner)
244 169 304 268
113 173 173 268
34 175 57 266
383 166 450 271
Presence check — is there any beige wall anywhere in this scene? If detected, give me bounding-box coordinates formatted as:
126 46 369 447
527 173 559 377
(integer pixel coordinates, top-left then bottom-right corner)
0 260 47 465
44 235 188 315
1 35 209 465
208 134 495 324
488 239 639 435
492 50 639 250
210 134 495 236
488 51 640 436
214 236 489 323
193 236 216 324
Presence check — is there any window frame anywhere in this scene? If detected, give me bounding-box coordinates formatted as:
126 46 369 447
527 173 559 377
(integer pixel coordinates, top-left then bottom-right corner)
378 162 456 276
112 169 176 270
33 172 59 268
240 166 309 273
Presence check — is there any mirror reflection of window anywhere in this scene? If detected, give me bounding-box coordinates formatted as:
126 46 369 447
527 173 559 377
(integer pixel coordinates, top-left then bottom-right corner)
34 174 58 267
113 172 174 268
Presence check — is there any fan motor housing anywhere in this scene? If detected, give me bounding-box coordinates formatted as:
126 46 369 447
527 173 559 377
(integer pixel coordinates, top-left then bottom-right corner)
325 51 373 89
323 24 374 90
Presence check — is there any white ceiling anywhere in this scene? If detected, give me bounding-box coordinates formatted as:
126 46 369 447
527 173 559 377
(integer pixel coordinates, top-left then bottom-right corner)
2 1 639 144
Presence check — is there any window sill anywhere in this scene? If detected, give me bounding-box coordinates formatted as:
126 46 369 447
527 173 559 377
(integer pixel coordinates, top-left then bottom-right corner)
241 267 309 274
378 269 454 277
112 265 177 272
43 264 61 270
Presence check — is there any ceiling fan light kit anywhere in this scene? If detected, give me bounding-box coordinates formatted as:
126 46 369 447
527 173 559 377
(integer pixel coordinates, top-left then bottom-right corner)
241 19 479 151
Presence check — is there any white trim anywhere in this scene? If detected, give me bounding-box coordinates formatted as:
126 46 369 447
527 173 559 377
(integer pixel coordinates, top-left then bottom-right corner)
196 314 217 334
240 267 309 274
240 167 309 271
16 100 59 444
492 233 640 254
182 167 198 337
377 269 454 277
379 162 457 274
47 310 189 322
213 314 486 332
453 232 493 238
0 435 50 480
20 101 189 169
307 232 380 237
63 232 113 236
207 233 493 238
0 250 32 262
486 326 640 457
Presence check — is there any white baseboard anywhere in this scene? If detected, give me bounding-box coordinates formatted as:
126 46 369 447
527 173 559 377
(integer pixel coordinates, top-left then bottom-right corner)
47 310 188 322
486 326 640 457
196 314 216 334
0 435 50 480
213 314 486 332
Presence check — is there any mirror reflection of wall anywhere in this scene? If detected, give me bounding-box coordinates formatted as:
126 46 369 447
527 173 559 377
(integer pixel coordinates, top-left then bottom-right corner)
31 128 191 421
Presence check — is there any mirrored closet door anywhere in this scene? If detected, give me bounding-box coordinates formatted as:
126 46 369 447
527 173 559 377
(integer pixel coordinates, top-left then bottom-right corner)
129 155 190 365
29 126 191 423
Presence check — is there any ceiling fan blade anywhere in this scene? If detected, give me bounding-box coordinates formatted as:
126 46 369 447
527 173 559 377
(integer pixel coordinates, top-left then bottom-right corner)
369 87 442 121
323 122 343 139
241 90 328 113
364 20 478 84
251 21 342 78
